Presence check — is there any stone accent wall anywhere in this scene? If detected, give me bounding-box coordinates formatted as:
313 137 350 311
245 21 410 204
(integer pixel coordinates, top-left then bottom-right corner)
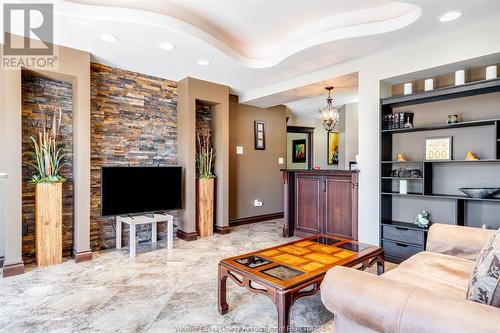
90 63 178 250
21 72 74 263
196 104 212 131
195 104 215 175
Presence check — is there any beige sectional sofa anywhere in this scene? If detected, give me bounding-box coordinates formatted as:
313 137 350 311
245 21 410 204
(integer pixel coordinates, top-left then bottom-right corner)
321 224 500 333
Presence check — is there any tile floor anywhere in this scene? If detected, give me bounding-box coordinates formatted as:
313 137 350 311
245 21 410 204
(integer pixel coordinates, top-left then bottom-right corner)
0 220 389 332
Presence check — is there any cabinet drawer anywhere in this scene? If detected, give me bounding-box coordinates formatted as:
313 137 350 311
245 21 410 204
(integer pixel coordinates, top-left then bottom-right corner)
382 225 424 245
382 240 422 260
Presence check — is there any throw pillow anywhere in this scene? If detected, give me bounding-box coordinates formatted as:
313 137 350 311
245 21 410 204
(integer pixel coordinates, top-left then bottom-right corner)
467 228 500 307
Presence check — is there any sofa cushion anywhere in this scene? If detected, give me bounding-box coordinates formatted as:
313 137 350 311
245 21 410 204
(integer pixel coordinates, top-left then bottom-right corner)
467 229 500 307
382 267 468 299
381 251 474 299
400 251 474 287
426 224 496 261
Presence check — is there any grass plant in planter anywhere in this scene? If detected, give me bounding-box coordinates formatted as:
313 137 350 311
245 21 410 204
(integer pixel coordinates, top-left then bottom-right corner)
25 103 69 267
196 123 215 237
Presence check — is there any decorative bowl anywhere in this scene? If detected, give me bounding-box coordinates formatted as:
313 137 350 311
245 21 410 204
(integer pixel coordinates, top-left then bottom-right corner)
459 188 500 199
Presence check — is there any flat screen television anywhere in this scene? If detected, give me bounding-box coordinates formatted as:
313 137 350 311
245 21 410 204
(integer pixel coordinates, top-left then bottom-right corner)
101 166 182 216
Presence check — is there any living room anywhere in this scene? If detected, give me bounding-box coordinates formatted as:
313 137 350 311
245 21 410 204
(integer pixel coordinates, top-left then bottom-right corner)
1 1 500 332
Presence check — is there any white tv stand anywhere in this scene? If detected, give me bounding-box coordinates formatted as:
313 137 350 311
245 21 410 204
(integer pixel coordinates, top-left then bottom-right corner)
116 213 174 258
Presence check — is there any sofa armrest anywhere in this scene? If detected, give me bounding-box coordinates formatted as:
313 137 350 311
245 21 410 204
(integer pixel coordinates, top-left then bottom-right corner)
321 266 500 333
426 223 495 261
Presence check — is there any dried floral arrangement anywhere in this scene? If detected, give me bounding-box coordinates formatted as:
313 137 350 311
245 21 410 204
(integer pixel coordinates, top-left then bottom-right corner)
24 103 69 184
196 123 215 179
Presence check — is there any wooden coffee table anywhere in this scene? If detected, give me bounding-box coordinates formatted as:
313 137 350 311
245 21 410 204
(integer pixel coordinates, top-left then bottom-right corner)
218 234 384 332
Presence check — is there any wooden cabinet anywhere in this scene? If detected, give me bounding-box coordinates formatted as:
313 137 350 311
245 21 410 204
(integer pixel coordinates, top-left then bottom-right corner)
295 175 322 234
324 175 355 238
283 170 358 239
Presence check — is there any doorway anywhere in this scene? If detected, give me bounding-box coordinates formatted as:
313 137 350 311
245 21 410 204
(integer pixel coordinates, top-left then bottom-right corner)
286 126 314 170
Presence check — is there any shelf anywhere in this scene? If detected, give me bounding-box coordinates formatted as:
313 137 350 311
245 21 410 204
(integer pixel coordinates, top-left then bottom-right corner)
430 193 500 202
381 192 500 202
381 159 500 164
381 118 497 134
382 177 422 180
381 78 500 107
381 220 429 232
380 75 500 250
382 192 423 197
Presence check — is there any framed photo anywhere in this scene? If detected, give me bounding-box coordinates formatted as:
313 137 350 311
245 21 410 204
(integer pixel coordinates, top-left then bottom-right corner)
292 139 307 163
254 121 265 150
328 132 339 165
425 136 453 160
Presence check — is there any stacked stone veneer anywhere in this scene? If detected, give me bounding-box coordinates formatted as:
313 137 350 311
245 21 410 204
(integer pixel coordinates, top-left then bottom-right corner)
21 72 74 263
195 104 212 151
90 63 178 250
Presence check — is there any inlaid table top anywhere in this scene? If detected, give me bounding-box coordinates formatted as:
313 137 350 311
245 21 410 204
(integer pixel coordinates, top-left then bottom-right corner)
220 234 382 290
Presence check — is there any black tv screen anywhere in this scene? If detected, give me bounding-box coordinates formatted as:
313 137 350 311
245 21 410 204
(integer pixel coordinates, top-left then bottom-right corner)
101 166 182 216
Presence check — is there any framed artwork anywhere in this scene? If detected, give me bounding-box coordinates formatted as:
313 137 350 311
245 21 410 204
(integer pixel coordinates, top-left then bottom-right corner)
254 121 265 150
425 136 453 160
328 132 339 165
292 139 307 163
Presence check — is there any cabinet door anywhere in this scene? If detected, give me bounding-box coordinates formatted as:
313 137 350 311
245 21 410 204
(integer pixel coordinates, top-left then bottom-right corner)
295 174 323 234
324 175 353 238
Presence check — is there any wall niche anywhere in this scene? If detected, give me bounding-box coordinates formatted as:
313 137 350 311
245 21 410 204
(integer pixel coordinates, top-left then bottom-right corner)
196 104 213 147
90 63 178 250
195 102 215 236
21 71 74 263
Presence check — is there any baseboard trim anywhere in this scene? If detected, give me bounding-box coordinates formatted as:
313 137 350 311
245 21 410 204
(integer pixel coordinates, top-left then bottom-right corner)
177 229 198 241
73 249 93 263
229 212 284 227
3 262 25 278
214 225 231 234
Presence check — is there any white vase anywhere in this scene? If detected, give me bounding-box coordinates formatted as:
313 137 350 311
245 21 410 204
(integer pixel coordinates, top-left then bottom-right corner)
424 79 434 91
486 65 497 80
403 83 413 95
399 180 408 194
455 70 465 85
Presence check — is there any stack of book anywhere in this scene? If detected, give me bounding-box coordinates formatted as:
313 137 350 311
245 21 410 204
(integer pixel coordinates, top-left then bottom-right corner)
383 112 413 130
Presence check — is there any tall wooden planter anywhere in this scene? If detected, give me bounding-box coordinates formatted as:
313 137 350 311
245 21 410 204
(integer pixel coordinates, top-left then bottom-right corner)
35 182 63 267
197 178 214 237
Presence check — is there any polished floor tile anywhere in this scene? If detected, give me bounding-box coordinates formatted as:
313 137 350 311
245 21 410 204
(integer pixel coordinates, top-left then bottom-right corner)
0 220 389 332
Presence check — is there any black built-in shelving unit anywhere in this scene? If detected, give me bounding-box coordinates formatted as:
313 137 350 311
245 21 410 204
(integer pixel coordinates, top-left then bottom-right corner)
380 77 500 263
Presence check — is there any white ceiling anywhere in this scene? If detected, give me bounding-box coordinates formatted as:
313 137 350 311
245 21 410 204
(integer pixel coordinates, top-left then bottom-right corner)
3 0 500 111
266 73 358 118
64 0 420 67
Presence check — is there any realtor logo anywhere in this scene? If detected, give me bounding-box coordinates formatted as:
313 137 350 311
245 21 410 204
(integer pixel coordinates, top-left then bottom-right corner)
2 3 58 69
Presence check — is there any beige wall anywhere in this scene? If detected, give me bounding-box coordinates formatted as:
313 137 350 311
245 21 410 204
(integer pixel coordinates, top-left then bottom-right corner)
288 103 359 171
343 103 359 170
229 96 286 220
0 69 22 267
178 77 230 233
286 132 309 169
0 42 91 269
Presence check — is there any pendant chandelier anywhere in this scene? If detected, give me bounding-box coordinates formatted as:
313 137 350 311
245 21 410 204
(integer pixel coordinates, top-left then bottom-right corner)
319 86 339 132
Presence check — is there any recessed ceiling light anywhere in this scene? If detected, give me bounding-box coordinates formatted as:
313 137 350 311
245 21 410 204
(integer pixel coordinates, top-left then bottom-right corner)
159 42 175 50
197 60 210 66
439 11 462 22
100 34 118 42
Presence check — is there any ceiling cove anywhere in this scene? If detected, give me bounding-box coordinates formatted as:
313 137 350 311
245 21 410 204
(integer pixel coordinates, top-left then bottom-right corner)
59 0 421 68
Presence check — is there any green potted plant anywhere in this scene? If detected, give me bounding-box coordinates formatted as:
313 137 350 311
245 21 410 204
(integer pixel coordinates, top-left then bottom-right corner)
196 123 215 237
25 103 68 267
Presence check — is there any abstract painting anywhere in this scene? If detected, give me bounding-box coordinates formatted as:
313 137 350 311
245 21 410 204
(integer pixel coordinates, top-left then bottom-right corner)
328 132 339 165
